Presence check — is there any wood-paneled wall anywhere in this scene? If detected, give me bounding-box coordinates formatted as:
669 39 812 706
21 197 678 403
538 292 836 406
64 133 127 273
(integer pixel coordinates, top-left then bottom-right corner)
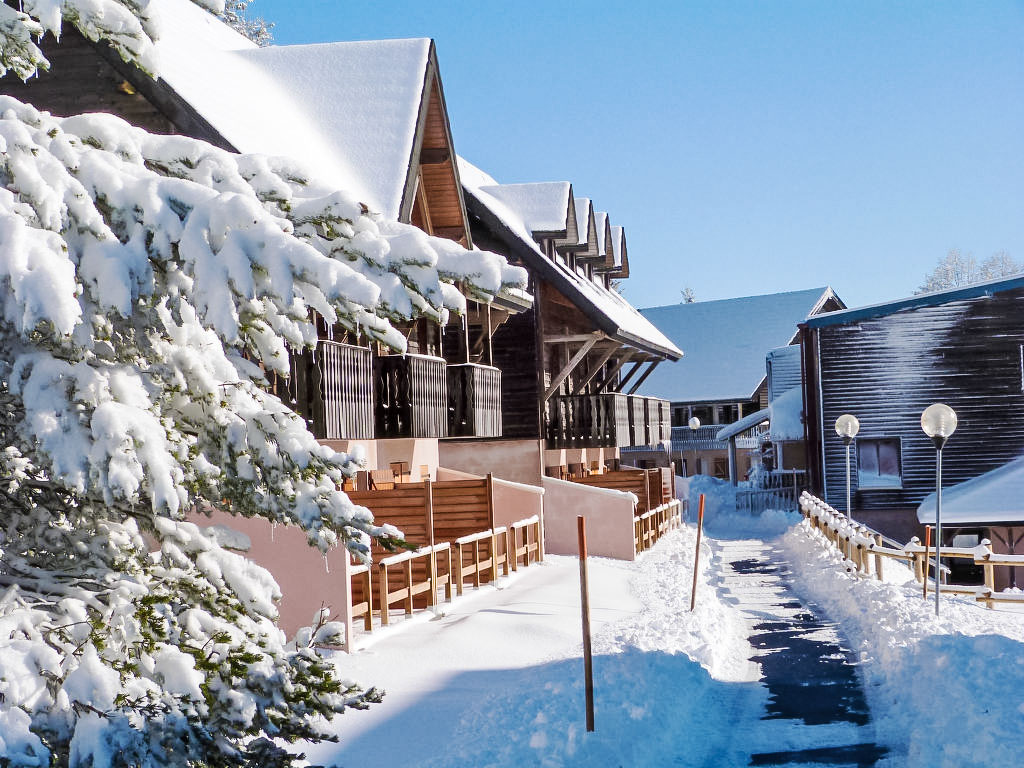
811 288 1024 512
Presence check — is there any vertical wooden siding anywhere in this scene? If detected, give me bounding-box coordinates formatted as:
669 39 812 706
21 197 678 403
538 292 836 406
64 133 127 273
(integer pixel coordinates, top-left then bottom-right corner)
817 289 1024 511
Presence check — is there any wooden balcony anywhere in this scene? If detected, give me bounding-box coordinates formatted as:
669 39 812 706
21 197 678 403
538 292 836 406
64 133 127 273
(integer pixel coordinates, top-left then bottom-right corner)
375 354 449 439
646 397 672 444
447 363 502 438
281 341 374 440
546 392 631 448
547 394 673 449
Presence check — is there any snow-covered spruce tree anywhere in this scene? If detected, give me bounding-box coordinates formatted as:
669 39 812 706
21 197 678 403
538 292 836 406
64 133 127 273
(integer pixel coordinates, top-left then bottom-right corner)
0 97 524 768
220 0 274 46
0 0 233 80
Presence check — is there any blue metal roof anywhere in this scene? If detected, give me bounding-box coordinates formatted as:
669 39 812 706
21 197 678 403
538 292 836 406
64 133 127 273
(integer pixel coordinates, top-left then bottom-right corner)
805 274 1024 329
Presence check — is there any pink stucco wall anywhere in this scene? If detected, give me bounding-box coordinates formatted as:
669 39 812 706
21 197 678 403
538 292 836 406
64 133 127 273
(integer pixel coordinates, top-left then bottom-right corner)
190 509 357 648
438 438 544 486
492 477 545 556
541 476 637 561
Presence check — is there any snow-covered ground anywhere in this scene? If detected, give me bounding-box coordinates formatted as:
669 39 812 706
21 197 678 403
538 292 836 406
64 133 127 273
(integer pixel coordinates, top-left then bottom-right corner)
308 480 1024 767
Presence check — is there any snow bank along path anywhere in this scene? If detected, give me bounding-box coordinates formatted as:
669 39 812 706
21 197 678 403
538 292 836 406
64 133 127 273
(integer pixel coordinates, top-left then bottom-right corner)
783 520 1024 768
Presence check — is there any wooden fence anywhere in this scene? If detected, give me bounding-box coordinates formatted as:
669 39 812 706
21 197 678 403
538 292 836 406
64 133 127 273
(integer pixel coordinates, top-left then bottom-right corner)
634 499 683 554
345 475 543 637
799 491 1024 610
567 468 669 515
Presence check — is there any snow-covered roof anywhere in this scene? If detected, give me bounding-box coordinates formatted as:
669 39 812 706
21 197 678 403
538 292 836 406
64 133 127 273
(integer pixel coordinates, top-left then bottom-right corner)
573 197 595 249
152 0 430 219
715 408 769 442
458 157 681 359
638 287 839 403
807 273 1024 329
475 182 572 235
917 456 1024 525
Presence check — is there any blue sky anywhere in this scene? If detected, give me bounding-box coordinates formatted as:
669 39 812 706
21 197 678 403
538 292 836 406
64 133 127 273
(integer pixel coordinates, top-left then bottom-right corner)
256 0 1023 310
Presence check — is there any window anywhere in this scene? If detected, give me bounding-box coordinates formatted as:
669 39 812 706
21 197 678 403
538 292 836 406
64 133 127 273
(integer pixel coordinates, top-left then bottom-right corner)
857 438 902 489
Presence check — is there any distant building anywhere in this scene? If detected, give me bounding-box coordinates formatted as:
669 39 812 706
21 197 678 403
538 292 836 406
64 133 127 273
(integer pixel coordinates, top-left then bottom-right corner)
801 275 1024 546
632 287 843 478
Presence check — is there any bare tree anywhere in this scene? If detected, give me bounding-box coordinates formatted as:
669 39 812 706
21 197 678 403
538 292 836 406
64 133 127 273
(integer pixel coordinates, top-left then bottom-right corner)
680 286 697 303
916 249 1021 294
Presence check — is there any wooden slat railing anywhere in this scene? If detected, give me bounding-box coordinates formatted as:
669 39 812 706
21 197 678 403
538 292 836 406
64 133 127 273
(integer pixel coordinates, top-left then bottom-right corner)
510 515 543 569
377 542 453 626
375 353 448 438
455 526 511 595
447 363 502 437
634 499 683 554
567 468 668 514
345 479 544 641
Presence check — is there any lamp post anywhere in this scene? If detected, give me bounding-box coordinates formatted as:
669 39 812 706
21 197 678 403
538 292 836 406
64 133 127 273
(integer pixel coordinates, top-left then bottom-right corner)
688 416 701 477
921 403 957 617
834 414 860 524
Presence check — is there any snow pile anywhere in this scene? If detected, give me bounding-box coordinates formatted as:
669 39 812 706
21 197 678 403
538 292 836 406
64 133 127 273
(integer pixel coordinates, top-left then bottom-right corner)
783 521 1024 767
679 474 800 538
447 529 759 766
768 385 804 441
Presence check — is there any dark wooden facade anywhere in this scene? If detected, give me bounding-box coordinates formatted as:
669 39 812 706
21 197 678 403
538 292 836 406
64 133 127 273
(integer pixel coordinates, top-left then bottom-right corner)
803 284 1024 527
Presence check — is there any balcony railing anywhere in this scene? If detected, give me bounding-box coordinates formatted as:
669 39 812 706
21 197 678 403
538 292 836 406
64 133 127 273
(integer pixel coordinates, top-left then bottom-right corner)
447 363 502 438
670 424 729 451
547 393 670 449
375 354 448 439
279 341 374 440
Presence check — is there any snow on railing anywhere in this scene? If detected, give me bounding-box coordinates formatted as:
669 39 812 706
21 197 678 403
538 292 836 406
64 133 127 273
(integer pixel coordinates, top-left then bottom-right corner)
799 491 1024 610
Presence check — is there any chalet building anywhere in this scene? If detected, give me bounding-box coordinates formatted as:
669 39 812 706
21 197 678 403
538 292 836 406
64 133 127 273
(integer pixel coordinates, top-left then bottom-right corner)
440 159 682 485
801 275 1024 548
5 0 688 638
2 0 534 480
632 287 843 479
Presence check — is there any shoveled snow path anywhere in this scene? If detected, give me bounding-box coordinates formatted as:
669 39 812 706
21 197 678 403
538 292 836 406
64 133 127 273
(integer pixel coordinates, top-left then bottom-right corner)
715 538 887 767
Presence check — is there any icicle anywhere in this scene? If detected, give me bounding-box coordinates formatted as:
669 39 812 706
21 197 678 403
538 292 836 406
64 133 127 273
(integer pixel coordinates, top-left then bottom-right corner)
270 521 276 541
323 554 330 574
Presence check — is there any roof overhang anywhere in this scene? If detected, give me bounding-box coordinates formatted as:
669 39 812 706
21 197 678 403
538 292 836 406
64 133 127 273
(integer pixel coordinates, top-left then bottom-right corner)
464 189 680 360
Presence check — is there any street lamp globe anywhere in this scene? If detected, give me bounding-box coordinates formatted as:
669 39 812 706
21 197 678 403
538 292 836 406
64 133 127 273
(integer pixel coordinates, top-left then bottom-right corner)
688 416 701 431
834 414 860 442
921 403 957 445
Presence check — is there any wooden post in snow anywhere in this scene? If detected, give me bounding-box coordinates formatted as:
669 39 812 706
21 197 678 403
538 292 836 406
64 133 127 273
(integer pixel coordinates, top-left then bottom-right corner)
578 516 595 733
690 494 706 612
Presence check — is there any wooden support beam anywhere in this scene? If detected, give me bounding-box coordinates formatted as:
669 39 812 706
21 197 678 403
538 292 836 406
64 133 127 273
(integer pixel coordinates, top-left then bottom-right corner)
543 336 600 402
627 360 662 395
544 332 605 344
572 343 621 395
595 354 634 394
609 359 643 393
